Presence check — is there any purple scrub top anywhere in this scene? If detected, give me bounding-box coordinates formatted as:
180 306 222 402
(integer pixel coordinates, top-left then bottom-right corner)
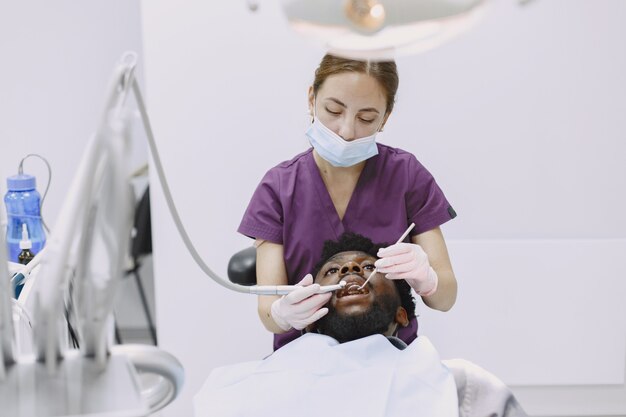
238 144 456 350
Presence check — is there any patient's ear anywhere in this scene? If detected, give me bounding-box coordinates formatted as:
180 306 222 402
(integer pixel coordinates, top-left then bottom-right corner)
395 307 409 327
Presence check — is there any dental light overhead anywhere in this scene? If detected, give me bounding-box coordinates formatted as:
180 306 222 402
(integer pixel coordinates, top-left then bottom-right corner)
279 0 491 59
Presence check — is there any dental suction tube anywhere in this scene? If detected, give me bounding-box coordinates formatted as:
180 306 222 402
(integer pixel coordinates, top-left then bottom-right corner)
125 53 339 297
129 57 316 296
131 77 251 294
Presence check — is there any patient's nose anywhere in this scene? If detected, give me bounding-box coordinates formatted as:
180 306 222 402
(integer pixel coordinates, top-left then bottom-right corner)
340 261 362 276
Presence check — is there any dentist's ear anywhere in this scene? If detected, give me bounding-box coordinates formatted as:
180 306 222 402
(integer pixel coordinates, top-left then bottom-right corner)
308 86 315 123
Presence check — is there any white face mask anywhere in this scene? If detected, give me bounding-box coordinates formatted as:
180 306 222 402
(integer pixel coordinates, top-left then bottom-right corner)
305 108 381 167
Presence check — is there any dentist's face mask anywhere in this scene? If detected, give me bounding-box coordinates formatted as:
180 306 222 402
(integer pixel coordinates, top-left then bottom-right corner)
305 103 382 168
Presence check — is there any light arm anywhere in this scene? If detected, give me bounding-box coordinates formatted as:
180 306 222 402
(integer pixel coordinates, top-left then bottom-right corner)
256 240 290 333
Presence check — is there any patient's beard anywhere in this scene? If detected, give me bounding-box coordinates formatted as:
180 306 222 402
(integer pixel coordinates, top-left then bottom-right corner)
314 293 399 344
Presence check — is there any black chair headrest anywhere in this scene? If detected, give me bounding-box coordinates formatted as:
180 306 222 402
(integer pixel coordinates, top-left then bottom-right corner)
227 246 257 286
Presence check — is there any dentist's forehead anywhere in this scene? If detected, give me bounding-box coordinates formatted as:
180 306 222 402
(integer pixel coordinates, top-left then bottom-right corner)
326 251 377 264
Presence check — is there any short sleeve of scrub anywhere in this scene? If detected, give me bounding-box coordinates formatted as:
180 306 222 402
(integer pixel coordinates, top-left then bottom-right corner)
238 169 284 244
405 154 456 236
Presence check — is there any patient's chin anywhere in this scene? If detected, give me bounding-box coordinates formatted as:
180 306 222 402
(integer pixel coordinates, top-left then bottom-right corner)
334 299 371 316
316 296 398 343
317 310 392 343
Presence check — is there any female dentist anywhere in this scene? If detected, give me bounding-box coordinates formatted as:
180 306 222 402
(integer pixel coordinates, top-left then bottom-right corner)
238 54 458 350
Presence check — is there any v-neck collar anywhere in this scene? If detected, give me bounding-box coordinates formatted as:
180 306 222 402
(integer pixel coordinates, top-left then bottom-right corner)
306 149 375 239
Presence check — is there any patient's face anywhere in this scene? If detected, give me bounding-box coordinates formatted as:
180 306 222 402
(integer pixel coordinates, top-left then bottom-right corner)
314 251 392 315
311 251 407 343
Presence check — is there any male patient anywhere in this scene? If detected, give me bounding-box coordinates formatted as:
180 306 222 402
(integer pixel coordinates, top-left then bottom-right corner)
195 233 527 417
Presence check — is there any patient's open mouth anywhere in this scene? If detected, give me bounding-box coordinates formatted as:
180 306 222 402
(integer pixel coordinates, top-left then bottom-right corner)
336 276 370 298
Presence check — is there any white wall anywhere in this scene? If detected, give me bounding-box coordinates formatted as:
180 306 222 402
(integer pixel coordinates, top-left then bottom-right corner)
0 0 150 408
140 1 626 416
0 1 146 231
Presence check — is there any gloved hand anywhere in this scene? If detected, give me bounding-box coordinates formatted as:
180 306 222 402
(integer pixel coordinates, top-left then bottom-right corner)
375 243 438 297
270 274 332 331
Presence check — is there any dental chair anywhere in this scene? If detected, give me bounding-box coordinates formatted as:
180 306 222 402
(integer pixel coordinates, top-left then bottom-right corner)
227 246 258 287
227 247 528 417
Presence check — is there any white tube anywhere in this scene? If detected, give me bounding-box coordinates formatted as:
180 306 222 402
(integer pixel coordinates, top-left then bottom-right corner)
111 344 184 414
132 78 255 294
0 222 15 374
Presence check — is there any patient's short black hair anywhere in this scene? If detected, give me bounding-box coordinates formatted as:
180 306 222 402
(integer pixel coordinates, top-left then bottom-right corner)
313 232 416 319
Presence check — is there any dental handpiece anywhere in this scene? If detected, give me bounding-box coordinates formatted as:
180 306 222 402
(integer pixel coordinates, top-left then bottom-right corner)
248 281 346 296
358 222 416 290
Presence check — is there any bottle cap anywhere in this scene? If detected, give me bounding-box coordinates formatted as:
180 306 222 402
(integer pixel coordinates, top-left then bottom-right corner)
19 223 32 250
7 174 36 192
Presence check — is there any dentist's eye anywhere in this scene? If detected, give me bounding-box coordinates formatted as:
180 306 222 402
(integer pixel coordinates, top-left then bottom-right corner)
359 117 375 123
325 107 341 115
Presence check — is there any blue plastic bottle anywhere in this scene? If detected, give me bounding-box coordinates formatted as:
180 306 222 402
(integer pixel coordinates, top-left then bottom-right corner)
4 174 46 262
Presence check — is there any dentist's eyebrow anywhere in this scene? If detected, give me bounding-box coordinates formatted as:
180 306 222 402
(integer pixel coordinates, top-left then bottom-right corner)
325 97 347 108
325 97 379 114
